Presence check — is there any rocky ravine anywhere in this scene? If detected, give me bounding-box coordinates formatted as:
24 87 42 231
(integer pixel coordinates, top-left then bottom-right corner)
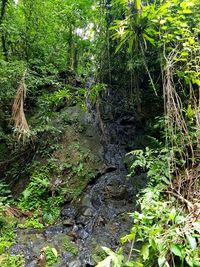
9 90 147 267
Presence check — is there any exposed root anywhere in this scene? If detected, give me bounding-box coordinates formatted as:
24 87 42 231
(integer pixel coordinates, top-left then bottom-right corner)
163 47 200 209
12 69 30 142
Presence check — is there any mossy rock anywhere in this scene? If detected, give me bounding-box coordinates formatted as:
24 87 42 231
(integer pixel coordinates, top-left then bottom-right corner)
63 236 78 256
91 245 107 264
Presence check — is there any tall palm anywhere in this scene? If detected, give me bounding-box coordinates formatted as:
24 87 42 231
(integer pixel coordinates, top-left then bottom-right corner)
111 0 156 114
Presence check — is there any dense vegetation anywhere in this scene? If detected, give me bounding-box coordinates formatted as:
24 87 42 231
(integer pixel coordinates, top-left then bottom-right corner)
0 0 199 266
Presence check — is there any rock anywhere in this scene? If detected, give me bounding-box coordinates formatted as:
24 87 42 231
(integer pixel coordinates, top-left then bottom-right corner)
80 195 93 208
63 219 74 227
26 260 38 267
8 91 147 266
44 224 64 237
62 251 74 259
104 185 128 200
77 229 89 240
83 207 94 217
76 215 90 226
67 260 82 267
72 224 78 232
61 206 76 219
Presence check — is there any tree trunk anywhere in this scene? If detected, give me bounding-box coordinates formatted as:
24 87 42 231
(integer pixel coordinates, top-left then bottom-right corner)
1 0 8 60
129 0 142 115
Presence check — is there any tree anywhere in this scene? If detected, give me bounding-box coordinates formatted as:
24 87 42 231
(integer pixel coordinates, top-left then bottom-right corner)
1 0 8 60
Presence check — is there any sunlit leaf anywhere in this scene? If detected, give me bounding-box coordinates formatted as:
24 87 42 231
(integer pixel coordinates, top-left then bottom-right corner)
141 243 149 261
186 234 197 250
171 244 182 258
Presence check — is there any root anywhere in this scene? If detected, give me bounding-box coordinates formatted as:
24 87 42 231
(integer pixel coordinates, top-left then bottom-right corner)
12 69 30 142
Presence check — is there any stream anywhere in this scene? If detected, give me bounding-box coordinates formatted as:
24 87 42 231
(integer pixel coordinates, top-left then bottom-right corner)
9 90 147 267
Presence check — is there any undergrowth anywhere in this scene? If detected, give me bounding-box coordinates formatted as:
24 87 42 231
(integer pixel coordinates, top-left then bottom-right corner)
97 143 200 267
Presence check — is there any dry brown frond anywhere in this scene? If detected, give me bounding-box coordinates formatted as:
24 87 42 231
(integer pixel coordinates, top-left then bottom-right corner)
163 49 193 163
12 69 30 142
4 206 33 218
162 46 200 205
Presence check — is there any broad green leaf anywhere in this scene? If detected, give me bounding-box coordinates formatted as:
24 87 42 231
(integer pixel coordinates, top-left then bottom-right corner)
158 256 166 267
51 248 58 258
95 255 112 267
141 243 149 261
23 189 31 198
186 104 195 121
101 247 115 256
121 232 135 244
185 256 194 267
171 244 182 258
186 234 197 250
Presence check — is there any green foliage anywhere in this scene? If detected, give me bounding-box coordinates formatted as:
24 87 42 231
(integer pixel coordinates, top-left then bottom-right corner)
110 0 156 53
99 183 200 266
43 246 58 266
0 181 13 206
0 182 16 255
42 196 63 224
0 254 24 267
63 236 78 256
87 83 106 103
99 140 200 266
119 186 200 266
17 217 44 229
0 60 25 102
17 162 64 225
0 0 199 266
0 218 16 254
18 167 50 211
96 247 124 267
128 147 171 185
91 246 108 264
37 87 72 112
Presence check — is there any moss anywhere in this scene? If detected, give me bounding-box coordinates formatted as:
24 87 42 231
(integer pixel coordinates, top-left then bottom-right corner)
91 246 107 264
17 217 44 229
0 217 16 253
0 143 8 161
50 124 103 201
0 254 24 267
63 236 78 256
43 246 58 266
14 105 103 228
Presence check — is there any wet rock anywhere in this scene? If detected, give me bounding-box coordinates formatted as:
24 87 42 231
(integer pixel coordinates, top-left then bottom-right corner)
104 184 128 200
62 251 74 260
9 92 148 266
80 195 93 208
26 260 38 267
83 207 95 217
104 144 125 169
72 224 78 232
77 229 89 240
61 206 76 219
44 223 65 237
63 219 74 227
91 195 101 210
9 244 27 255
76 215 90 226
67 260 82 267
75 195 96 225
